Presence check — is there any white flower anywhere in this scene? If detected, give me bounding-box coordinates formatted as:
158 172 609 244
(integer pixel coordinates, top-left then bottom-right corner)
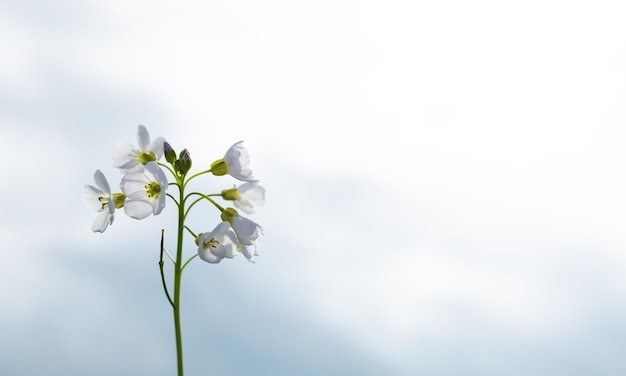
211 141 256 182
222 182 265 214
196 222 238 264
231 216 263 245
112 125 165 173
221 208 263 246
82 170 116 233
120 161 168 219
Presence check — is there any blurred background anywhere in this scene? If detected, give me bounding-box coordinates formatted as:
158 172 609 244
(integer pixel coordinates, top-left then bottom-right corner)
1 0 626 375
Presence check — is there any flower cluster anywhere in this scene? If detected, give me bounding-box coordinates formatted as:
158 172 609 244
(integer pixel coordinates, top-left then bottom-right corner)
82 125 265 263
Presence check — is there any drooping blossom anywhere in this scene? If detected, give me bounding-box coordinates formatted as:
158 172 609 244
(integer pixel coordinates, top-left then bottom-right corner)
210 141 256 182
220 207 263 246
196 222 238 264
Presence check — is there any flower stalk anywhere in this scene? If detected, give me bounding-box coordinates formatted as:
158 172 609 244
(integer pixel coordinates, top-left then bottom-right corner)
82 126 265 376
173 173 186 376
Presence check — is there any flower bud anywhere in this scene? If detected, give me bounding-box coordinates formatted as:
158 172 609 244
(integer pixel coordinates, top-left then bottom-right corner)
174 149 192 176
179 149 192 174
163 141 176 164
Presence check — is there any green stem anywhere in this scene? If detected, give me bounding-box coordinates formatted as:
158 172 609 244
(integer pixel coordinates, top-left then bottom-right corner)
184 225 196 238
159 229 174 308
158 161 176 177
184 168 212 187
173 179 185 376
185 192 226 213
167 193 180 207
182 254 199 272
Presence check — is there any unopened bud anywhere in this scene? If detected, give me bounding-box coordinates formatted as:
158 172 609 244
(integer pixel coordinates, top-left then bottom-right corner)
179 149 192 174
163 141 176 164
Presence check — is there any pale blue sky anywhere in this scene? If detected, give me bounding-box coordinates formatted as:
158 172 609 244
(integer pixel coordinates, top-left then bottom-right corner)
1 1 626 375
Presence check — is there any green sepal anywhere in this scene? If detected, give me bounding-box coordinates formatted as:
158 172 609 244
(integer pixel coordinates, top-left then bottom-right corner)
138 151 157 165
210 158 228 176
112 193 126 208
221 188 241 201
220 207 239 223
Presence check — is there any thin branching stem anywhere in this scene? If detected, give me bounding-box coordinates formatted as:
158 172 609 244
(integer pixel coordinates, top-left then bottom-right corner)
185 192 226 213
181 254 199 272
159 229 175 309
183 168 212 188
167 193 180 207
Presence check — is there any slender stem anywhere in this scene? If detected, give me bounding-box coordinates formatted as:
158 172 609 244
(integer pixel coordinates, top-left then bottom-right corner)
182 254 199 272
184 225 196 238
158 161 176 177
167 193 180 207
173 177 186 376
159 229 174 308
185 192 226 213
163 247 175 263
184 168 212 187
184 197 204 218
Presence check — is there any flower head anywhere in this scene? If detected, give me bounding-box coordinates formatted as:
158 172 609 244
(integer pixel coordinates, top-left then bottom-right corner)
120 161 168 219
112 125 165 173
220 207 263 246
221 182 265 214
82 170 125 233
210 141 256 182
195 222 238 264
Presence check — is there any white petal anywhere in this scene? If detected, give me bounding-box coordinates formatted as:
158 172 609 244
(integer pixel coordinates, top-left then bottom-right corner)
231 216 263 245
144 161 168 187
240 242 258 262
112 143 140 171
197 233 223 263
82 185 105 211
225 141 256 182
93 170 111 194
124 200 154 219
210 243 228 258
148 137 165 159
137 125 150 150
107 196 115 215
235 184 265 214
211 221 232 234
153 195 166 215
120 173 149 197
238 182 261 194
199 249 222 263
92 210 112 233
229 167 256 182
233 200 253 214
220 231 239 258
